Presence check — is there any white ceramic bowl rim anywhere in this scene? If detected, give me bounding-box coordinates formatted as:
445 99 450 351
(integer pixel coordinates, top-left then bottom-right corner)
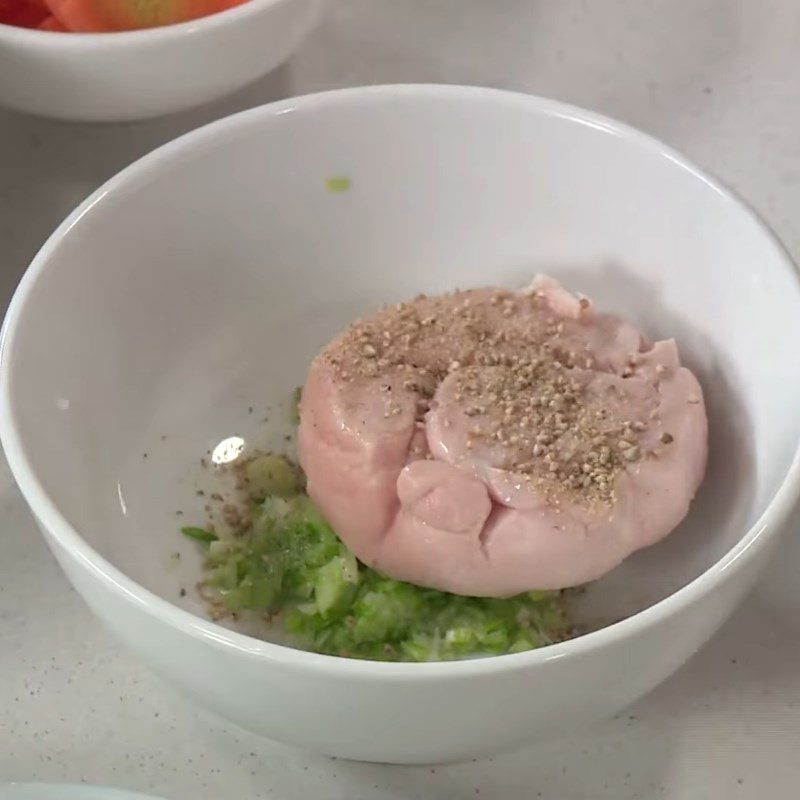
0 0 288 45
0 784 164 800
2 84 800 679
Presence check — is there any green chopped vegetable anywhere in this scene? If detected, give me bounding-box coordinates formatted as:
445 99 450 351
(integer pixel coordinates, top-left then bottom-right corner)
180 526 218 544
314 552 359 617
325 176 351 193
182 481 568 662
243 454 301 500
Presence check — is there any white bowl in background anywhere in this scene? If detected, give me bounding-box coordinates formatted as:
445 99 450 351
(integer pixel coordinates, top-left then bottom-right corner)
0 786 164 800
2 85 800 763
0 0 326 122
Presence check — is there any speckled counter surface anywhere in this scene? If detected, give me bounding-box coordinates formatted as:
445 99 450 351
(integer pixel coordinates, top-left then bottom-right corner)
2 1 800 797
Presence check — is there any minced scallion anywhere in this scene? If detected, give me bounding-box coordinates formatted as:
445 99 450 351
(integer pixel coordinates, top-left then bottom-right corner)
182 454 569 662
180 526 218 544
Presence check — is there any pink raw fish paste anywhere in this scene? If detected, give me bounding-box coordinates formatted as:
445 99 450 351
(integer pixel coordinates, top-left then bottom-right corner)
298 276 708 597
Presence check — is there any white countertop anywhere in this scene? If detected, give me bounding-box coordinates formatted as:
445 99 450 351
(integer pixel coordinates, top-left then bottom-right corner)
2 1 800 797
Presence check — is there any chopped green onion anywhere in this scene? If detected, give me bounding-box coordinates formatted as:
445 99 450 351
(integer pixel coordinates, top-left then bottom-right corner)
181 470 568 661
244 454 301 500
180 526 218 544
325 176 351 193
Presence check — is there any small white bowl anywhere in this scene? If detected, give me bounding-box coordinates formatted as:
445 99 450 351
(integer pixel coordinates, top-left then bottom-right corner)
3 86 800 764
0 786 163 800
0 0 326 122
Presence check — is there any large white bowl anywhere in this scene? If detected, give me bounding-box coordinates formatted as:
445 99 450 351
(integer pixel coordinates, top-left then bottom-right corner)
2 85 800 764
0 0 325 122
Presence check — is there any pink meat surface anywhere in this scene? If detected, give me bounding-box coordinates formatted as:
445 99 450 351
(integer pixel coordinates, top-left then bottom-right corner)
298 276 708 597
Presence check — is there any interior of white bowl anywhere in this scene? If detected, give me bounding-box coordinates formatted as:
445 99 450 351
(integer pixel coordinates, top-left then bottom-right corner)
4 86 800 643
